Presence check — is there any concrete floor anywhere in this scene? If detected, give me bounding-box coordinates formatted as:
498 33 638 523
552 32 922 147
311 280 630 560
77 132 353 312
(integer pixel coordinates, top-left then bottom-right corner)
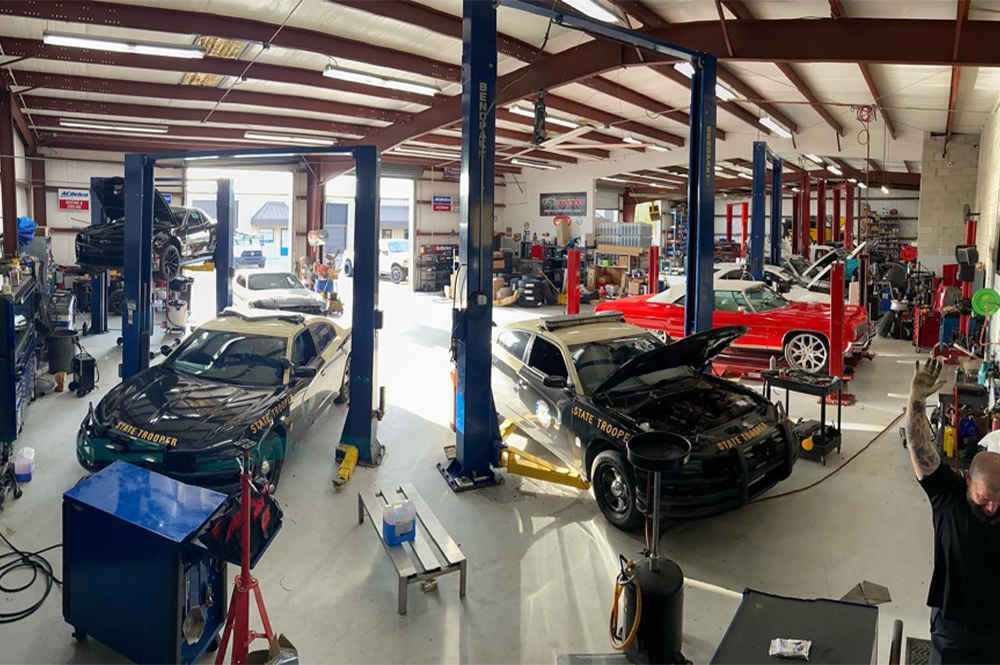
0 276 945 664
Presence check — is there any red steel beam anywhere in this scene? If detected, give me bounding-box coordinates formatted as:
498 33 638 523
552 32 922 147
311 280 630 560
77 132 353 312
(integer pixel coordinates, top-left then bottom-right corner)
21 95 368 137
9 70 408 125
945 0 971 155
580 76 696 133
0 37 434 106
715 0 735 57
648 66 770 134
29 150 45 228
610 1 668 28
0 1 459 82
545 94 685 147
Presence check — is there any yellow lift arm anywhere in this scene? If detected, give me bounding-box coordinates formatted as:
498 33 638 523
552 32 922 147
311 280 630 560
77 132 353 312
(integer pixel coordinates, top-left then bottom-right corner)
497 419 591 491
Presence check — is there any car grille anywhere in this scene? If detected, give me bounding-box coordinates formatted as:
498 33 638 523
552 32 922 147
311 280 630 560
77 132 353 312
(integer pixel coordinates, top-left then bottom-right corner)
278 304 326 315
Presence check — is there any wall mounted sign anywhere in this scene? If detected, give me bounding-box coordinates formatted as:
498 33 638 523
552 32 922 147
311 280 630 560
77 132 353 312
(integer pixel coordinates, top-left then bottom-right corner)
58 189 89 211
432 195 455 212
539 191 587 217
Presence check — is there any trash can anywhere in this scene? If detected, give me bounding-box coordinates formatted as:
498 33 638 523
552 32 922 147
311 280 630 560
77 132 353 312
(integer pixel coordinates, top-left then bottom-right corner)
48 328 79 374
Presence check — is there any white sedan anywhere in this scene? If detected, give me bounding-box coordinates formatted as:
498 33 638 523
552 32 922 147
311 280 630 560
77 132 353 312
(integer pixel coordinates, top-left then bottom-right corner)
233 270 329 315
665 263 828 303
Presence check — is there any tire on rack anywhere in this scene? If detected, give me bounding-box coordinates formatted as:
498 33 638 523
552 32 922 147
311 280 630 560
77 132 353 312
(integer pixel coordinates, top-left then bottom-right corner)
783 332 829 374
155 244 182 281
591 450 644 531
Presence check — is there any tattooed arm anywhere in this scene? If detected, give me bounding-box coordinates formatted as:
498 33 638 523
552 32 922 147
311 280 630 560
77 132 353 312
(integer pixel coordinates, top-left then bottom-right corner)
907 359 946 480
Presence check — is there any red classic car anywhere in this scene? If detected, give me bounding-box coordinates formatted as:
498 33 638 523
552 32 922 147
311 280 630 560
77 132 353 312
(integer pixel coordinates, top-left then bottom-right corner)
595 279 871 373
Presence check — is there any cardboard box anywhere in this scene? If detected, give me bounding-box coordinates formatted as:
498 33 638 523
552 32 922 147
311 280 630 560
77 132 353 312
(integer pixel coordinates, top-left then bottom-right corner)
492 277 506 300
493 259 505 269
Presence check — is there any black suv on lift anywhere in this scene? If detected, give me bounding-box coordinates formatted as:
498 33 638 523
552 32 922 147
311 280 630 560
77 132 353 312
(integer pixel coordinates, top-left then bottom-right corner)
75 177 218 281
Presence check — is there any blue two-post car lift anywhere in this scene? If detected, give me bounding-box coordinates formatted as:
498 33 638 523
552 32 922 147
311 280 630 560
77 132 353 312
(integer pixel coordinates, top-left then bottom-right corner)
438 0 720 490
748 141 784 280
119 145 383 465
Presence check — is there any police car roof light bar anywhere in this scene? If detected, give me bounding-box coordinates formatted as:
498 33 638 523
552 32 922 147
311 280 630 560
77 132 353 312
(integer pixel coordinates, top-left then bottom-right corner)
539 311 625 331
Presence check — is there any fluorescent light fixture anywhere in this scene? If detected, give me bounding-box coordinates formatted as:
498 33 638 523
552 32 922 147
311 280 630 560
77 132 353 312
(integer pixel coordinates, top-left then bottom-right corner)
805 154 824 165
233 153 297 159
759 116 792 139
881 184 890 194
58 118 168 134
601 177 628 183
623 136 643 145
393 147 460 159
245 131 336 146
44 31 204 59
848 178 858 183
511 158 557 171
185 155 220 161
649 145 670 152
826 165 843 176
857 182 868 189
509 104 579 129
673 62 737 101
791 187 801 193
737 172 753 180
562 0 620 23
324 65 439 96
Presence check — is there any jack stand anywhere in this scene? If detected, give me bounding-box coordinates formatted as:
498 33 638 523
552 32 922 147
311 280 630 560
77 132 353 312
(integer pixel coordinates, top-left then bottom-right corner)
333 444 358 489
616 432 691 665
215 444 277 665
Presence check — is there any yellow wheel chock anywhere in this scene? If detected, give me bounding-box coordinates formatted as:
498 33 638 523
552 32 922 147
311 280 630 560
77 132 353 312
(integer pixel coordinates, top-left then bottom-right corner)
333 444 359 489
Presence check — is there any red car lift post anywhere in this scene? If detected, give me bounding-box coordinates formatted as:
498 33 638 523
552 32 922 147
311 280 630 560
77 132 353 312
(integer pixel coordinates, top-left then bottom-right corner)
647 245 660 295
740 201 749 259
802 175 812 257
566 248 581 315
826 262 855 405
845 185 855 249
817 178 828 246
832 186 842 244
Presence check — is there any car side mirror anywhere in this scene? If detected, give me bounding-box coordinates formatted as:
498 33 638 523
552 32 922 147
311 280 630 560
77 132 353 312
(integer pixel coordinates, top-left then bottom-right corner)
293 365 317 379
543 375 567 389
737 306 747 314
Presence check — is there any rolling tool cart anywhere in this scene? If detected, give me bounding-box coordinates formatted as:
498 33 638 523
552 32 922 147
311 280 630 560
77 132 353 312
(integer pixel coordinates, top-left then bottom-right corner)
63 461 228 664
763 370 843 466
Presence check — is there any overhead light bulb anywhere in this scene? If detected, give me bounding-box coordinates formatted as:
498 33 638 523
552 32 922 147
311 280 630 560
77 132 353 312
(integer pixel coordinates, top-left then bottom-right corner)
511 158 557 170
804 154 824 165
759 117 792 138
562 0 621 23
324 65 439 96
826 165 843 176
244 131 336 146
43 31 205 59
881 184 890 194
791 187 801 193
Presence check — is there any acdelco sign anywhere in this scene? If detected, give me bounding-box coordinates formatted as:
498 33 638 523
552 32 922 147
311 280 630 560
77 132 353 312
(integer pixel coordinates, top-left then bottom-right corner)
58 189 90 211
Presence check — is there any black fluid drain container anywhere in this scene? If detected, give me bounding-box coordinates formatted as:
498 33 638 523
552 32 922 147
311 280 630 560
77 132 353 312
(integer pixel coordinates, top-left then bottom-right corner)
48 328 79 373
624 431 691 665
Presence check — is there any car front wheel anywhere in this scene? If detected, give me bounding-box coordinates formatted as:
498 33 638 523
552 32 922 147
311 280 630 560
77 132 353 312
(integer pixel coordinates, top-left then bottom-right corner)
591 450 643 531
784 332 829 373
155 244 181 281
334 357 350 405
255 434 285 494
390 264 405 284
343 260 353 277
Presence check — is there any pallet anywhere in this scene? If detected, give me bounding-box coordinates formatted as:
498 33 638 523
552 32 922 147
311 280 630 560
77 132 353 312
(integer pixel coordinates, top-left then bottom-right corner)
358 484 467 615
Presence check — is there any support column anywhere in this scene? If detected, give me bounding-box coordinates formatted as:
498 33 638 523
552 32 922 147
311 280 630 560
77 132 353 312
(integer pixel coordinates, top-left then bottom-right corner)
817 178 827 246
748 141 765 279
343 145 383 466
845 185 855 249
832 186 842 243
121 154 154 380
791 189 801 256
725 203 733 242
306 164 322 261
802 175 812 257
567 248 581 314
622 198 636 223
647 245 659 294
439 0 500 490
769 156 783 266
89 176 108 335
215 179 234 313
740 201 749 260
684 53 718 336
0 82 16 258
29 152 45 228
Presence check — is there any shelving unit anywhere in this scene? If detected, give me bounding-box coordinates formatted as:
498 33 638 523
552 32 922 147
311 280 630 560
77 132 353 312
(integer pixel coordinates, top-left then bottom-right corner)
417 244 457 292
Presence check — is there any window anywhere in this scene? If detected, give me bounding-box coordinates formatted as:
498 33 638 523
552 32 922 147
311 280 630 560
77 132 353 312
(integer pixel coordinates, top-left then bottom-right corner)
719 269 744 280
291 331 318 366
262 229 275 243
248 273 303 291
381 229 393 239
188 211 203 225
496 330 530 361
714 290 745 312
569 335 663 394
236 275 246 288
166 330 287 387
527 337 568 379
388 240 409 253
310 322 336 352
742 286 790 312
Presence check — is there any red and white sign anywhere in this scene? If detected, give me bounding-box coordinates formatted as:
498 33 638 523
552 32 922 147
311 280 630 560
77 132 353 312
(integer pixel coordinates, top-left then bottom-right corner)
432 195 454 212
59 189 90 211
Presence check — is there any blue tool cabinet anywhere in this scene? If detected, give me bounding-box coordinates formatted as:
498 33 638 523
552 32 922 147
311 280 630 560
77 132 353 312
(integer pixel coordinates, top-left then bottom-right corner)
63 461 228 664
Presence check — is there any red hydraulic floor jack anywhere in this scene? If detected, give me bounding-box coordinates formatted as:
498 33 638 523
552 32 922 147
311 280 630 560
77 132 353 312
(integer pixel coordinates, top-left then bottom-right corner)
215 440 276 665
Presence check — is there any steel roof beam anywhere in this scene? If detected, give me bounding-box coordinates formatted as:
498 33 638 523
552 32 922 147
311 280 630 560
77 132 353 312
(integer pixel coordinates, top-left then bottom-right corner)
0 1 459 81
544 93 685 146
944 0 971 156
609 1 668 28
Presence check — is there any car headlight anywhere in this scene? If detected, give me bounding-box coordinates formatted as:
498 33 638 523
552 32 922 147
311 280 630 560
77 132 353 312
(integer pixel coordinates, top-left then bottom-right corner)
247 301 257 308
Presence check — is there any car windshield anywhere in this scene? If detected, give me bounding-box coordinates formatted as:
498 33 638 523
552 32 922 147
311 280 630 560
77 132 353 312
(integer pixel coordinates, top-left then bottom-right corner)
786 256 810 274
568 335 663 394
247 273 303 290
388 241 408 253
166 330 288 387
743 286 789 312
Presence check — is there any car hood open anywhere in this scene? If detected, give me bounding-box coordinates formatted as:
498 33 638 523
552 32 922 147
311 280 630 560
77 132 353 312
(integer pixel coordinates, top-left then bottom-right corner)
594 325 747 394
92 176 174 224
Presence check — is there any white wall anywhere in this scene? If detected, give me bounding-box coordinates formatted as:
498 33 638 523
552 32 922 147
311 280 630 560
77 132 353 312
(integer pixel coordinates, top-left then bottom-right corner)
917 134 980 272
976 94 1000 284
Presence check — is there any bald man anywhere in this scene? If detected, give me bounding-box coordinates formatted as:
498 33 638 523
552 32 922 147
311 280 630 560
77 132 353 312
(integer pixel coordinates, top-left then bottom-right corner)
907 359 1000 664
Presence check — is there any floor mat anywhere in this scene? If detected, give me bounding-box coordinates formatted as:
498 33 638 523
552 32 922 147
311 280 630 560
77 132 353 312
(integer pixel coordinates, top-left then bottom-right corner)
906 637 931 665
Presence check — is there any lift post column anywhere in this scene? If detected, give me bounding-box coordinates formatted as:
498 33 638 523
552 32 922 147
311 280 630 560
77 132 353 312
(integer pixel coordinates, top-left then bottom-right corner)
832 186 842 244
438 0 501 491
89 176 109 335
845 185 855 249
817 179 828 246
748 142 766 279
791 189 801 256
769 154 783 266
566 248 581 314
122 153 155 380
802 175 812 258
647 245 660 295
684 53 718 336
740 202 749 260
342 145 383 466
214 179 234 313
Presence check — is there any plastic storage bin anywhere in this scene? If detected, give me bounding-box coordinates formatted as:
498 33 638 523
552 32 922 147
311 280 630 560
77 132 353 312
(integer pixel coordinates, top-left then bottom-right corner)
13 447 34 482
382 499 416 546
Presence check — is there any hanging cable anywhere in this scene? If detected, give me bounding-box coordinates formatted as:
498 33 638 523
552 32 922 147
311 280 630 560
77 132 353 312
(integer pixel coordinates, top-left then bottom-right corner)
0 530 62 624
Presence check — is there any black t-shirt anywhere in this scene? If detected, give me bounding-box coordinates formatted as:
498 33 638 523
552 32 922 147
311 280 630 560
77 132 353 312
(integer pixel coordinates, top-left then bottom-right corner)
920 465 1000 632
